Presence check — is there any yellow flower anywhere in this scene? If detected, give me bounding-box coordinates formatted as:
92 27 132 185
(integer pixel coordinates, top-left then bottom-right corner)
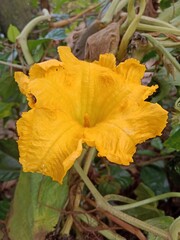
15 47 168 184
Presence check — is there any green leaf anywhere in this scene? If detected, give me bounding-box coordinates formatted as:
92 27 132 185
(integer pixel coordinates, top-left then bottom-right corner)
0 199 10 220
45 28 66 40
134 183 156 207
169 217 180 240
0 74 22 102
98 179 121 195
125 183 164 220
7 172 69 240
160 0 171 10
146 216 174 240
140 165 170 195
151 137 164 151
98 165 133 195
0 150 21 181
164 129 180 151
28 39 50 62
125 206 164 221
0 102 14 118
7 24 20 43
0 139 19 159
137 149 156 157
109 165 133 189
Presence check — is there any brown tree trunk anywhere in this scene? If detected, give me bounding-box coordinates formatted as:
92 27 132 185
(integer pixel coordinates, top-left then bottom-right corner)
0 0 38 34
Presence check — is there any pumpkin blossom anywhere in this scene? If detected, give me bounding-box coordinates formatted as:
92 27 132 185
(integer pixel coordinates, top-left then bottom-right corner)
15 47 168 183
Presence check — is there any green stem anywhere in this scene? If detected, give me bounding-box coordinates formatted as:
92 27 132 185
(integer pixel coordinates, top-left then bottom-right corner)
105 192 180 211
117 0 146 61
101 0 128 24
16 9 51 65
60 147 96 236
74 160 171 240
77 207 126 240
143 33 180 72
137 23 180 35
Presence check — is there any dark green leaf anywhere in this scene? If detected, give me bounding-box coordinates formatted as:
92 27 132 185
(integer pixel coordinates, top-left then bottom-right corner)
151 137 164 150
0 139 19 159
166 155 180 186
0 150 21 181
164 129 180 151
134 183 156 207
28 39 51 62
125 205 164 221
136 149 156 157
160 0 171 10
0 199 10 220
98 180 121 195
140 165 170 195
7 172 69 240
45 28 66 40
0 74 22 102
109 165 133 189
0 102 14 118
7 24 20 43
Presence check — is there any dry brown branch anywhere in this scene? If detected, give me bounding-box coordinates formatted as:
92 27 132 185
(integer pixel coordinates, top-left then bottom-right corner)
50 3 101 28
86 198 147 240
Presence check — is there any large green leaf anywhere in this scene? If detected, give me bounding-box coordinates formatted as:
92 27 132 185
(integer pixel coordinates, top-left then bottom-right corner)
7 172 68 240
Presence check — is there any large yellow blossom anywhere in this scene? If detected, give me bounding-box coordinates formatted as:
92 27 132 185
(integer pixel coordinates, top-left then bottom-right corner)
15 47 168 183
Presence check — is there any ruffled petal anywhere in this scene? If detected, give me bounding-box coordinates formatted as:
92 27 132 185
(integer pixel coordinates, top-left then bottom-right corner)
14 72 29 95
17 108 84 183
95 53 116 71
58 46 79 64
29 59 62 80
84 100 167 165
116 58 146 84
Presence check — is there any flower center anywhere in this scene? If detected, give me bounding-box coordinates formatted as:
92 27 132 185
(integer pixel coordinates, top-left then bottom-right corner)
83 113 90 128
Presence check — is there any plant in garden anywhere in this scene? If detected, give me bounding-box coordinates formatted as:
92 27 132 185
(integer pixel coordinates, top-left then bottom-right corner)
0 0 180 240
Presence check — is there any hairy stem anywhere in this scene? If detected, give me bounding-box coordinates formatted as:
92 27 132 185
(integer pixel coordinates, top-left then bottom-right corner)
105 192 180 211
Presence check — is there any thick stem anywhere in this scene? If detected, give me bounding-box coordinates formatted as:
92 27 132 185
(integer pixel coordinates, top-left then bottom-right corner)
74 160 171 240
16 9 51 65
137 23 180 35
